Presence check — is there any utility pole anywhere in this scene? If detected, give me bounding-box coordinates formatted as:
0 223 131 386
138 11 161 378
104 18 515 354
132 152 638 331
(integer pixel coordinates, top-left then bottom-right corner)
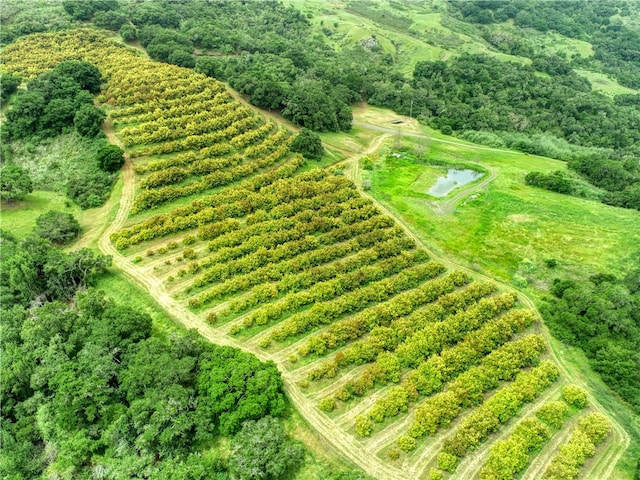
409 99 414 119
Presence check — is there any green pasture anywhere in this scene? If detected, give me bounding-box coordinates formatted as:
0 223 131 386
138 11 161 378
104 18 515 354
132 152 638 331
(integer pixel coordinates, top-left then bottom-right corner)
575 69 640 96
369 136 640 289
1 170 122 251
1 190 78 239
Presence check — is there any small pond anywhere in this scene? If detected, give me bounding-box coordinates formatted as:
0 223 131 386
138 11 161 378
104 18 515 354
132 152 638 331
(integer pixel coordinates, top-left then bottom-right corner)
428 168 483 197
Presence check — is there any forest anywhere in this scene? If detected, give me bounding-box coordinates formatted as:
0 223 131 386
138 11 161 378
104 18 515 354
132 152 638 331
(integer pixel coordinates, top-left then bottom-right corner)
449 0 640 88
542 266 640 412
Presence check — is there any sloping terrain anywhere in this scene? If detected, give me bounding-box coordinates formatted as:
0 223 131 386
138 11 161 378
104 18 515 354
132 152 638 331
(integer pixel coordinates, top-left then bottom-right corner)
1 28 630 479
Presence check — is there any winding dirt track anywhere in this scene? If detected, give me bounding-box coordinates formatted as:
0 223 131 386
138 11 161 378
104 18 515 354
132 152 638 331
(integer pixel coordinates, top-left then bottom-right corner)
97 115 629 479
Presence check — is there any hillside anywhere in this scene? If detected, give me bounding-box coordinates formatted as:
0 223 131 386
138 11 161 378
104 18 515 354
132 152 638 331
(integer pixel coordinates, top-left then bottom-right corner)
2 27 634 480
1 2 639 479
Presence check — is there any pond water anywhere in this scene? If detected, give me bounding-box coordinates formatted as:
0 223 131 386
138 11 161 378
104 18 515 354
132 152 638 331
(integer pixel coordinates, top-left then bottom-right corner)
428 168 483 197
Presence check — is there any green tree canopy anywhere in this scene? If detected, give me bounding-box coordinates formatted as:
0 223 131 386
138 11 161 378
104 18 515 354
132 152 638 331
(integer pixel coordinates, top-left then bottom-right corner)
96 143 125 172
0 163 33 202
542 267 640 410
0 73 21 103
74 104 106 137
35 211 81 245
229 416 305 480
198 346 286 435
54 60 102 94
291 128 325 159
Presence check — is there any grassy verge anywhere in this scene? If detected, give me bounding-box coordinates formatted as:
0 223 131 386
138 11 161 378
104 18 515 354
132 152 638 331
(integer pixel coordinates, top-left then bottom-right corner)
93 270 181 338
284 405 372 480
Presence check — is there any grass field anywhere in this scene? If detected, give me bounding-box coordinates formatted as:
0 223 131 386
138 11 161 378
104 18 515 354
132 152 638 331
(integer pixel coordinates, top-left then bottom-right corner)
1 149 124 250
368 134 640 291
575 69 640 96
1 190 78 238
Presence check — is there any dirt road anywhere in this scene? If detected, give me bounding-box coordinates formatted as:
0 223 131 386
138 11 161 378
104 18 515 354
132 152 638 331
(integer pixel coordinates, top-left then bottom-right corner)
343 123 630 479
98 114 629 480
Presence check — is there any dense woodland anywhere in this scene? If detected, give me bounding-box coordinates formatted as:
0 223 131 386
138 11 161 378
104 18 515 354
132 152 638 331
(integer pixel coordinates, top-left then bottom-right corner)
0 227 372 479
542 265 640 412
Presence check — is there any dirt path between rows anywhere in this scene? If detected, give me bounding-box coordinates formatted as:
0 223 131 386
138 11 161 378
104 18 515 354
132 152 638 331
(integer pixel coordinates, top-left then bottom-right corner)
343 125 630 479
97 123 409 480
98 114 629 479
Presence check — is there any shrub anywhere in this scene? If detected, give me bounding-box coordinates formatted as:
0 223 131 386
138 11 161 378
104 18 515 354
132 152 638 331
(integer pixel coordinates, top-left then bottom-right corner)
430 469 443 480
182 234 196 245
120 24 136 42
183 248 197 260
206 311 217 324
74 104 106 137
437 452 459 472
318 397 335 413
228 417 304 480
66 170 113 209
0 163 33 202
96 143 125 172
562 385 588 409
291 128 324 159
397 434 417 452
35 211 81 245
355 416 373 437
388 448 400 460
